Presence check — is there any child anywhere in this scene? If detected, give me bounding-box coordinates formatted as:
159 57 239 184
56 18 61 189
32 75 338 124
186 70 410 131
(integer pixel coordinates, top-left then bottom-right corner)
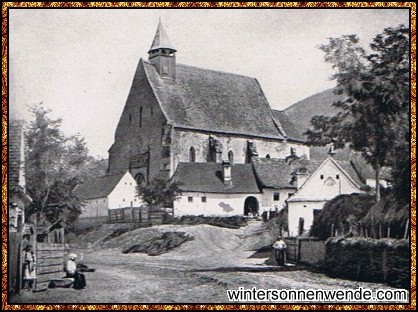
23 245 36 290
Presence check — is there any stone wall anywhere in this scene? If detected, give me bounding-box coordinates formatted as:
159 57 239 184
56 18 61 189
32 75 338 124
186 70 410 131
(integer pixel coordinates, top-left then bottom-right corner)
107 60 169 182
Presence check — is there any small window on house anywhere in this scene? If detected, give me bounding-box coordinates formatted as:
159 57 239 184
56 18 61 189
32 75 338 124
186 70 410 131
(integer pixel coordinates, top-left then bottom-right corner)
189 147 196 162
123 199 125 202
188 197 193 203
266 154 271 159
201 196 207 203
139 106 143 127
162 146 170 158
320 175 324 180
125 182 127 185
163 66 168 75
273 193 280 201
336 174 340 180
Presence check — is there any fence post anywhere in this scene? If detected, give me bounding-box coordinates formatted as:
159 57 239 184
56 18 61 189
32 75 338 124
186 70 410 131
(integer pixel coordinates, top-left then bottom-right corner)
331 224 334 237
379 223 382 239
387 227 390 238
403 219 409 239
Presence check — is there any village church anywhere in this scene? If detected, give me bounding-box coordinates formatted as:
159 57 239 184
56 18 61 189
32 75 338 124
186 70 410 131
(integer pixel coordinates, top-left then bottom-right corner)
76 21 381 235
104 21 310 216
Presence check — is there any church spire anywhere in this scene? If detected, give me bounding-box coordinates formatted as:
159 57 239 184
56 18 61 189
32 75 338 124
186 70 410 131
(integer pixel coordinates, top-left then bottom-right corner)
148 19 177 79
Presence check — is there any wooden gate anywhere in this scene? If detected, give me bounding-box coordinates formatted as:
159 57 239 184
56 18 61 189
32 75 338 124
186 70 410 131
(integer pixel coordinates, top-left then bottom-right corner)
35 243 65 291
284 237 299 264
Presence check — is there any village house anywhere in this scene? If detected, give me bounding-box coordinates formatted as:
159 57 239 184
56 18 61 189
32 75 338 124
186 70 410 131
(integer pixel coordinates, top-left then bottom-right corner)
172 161 261 217
106 20 309 189
287 154 367 236
74 170 141 219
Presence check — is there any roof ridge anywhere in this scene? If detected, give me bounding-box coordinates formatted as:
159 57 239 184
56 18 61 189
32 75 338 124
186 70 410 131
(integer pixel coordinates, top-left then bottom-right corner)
142 59 256 80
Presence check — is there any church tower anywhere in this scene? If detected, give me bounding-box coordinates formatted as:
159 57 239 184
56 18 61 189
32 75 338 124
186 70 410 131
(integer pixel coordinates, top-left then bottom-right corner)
148 19 177 79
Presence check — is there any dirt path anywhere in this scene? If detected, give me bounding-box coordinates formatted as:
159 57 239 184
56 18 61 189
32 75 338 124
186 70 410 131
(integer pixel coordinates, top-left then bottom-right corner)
9 223 407 304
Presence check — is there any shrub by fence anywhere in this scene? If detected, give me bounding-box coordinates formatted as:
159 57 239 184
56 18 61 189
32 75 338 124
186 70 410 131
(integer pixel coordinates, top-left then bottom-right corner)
325 237 409 289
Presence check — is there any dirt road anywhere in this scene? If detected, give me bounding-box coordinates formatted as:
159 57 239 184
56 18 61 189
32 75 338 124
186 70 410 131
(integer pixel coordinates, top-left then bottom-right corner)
9 223 407 304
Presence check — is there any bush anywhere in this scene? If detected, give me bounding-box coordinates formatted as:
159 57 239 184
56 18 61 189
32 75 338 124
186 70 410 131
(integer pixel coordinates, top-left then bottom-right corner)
310 193 376 240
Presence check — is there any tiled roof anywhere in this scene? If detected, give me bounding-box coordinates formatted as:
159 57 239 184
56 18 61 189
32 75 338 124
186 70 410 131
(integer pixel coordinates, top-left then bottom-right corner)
271 110 305 142
73 172 126 200
334 159 365 187
252 157 323 189
142 60 287 140
252 158 294 189
9 120 25 189
173 162 260 194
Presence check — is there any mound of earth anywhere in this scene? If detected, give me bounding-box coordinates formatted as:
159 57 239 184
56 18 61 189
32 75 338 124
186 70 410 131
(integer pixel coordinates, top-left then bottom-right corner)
122 231 194 256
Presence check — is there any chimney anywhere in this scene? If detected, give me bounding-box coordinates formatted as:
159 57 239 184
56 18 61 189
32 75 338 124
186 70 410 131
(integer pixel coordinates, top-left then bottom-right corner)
296 167 309 189
222 161 232 186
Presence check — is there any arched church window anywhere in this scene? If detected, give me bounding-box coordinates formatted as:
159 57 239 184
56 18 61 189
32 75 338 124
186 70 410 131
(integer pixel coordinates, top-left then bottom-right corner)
139 107 143 127
228 151 234 165
189 147 196 163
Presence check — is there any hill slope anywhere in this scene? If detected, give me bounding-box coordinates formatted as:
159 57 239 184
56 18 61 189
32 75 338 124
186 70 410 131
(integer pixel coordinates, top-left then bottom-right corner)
284 88 343 137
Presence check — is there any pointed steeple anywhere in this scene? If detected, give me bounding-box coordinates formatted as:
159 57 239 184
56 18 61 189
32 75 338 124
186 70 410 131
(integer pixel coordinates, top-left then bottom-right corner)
148 18 177 53
148 19 177 79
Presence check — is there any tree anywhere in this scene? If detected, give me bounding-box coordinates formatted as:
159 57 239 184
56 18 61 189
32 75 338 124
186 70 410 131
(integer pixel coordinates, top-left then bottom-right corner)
25 104 94 228
306 25 410 201
137 178 181 208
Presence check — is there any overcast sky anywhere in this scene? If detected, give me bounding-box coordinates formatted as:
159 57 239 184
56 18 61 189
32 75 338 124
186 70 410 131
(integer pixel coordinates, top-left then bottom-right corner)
9 8 409 158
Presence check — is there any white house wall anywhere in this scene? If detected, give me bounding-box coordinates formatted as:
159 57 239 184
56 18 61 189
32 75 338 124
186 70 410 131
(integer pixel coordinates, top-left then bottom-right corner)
79 197 109 218
108 172 142 209
287 158 364 236
287 200 325 237
260 188 295 212
170 130 309 176
174 192 261 217
290 159 361 201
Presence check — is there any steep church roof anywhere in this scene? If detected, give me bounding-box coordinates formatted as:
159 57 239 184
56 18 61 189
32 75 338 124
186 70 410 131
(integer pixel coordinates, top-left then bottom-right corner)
142 60 287 139
271 110 305 142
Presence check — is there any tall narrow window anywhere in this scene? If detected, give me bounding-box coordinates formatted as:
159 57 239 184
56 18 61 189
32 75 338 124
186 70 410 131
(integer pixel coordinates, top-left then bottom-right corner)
228 150 234 165
189 147 196 162
129 113 132 124
151 106 154 117
139 106 143 127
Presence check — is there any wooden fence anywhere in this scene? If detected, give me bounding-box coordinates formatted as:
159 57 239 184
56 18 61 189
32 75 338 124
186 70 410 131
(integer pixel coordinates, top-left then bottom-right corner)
108 206 172 224
35 242 65 291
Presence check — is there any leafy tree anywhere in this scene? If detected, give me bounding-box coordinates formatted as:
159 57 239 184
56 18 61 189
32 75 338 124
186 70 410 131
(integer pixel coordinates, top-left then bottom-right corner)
137 178 181 208
25 104 94 228
306 25 410 201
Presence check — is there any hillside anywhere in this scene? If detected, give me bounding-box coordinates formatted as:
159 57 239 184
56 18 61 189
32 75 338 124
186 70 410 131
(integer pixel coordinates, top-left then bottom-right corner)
284 88 343 137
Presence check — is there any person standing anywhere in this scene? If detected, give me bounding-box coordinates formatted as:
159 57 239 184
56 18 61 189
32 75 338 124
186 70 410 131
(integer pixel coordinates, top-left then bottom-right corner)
273 236 287 266
65 253 86 289
22 245 36 290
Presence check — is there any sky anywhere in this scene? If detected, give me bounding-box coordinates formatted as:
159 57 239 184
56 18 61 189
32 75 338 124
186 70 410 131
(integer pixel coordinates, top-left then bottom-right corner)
9 8 409 158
